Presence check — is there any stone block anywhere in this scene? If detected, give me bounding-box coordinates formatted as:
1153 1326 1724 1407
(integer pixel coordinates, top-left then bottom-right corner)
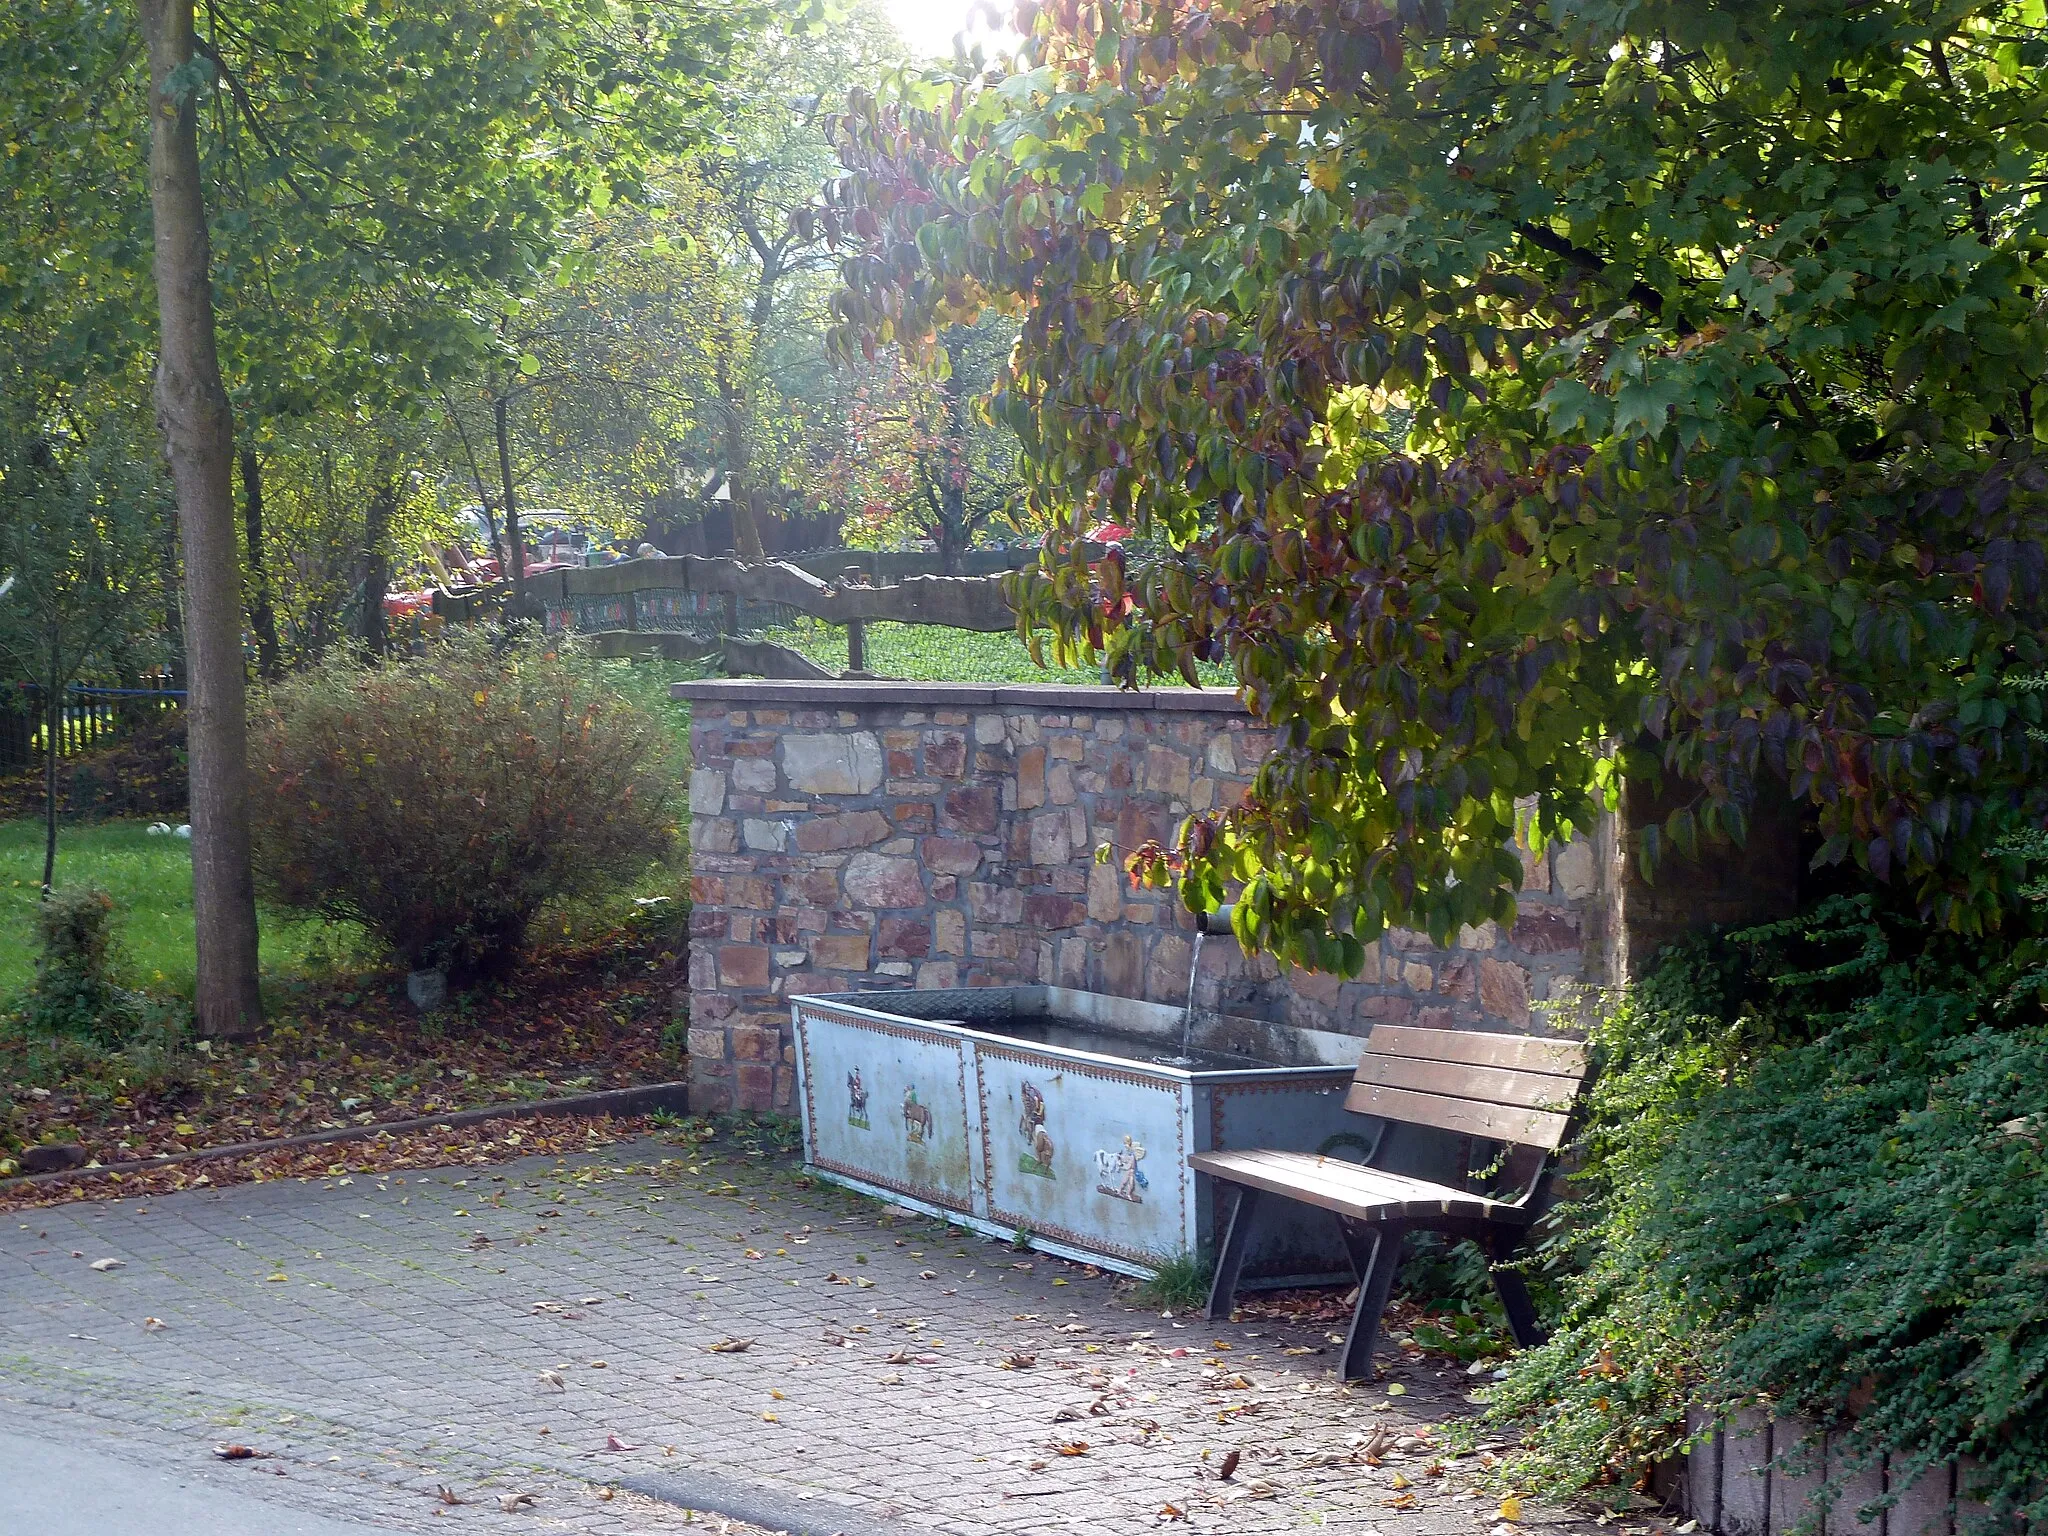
916 960 960 988
1087 861 1123 922
1554 837 1597 899
1016 744 1047 810
731 757 776 795
694 817 739 854
1401 961 1435 991
974 713 1005 745
795 810 894 853
735 1062 774 1110
1289 966 1346 1007
1824 1432 1885 1536
732 1025 782 1061
1435 955 1477 1001
1511 907 1581 953
1718 1410 1773 1536
727 875 775 910
1478 956 1532 1026
843 853 925 908
1048 762 1076 805
925 732 967 779
1205 734 1236 775
1771 1422 1826 1536
809 934 871 971
940 785 999 834
686 1027 728 1060
876 917 931 959
742 818 789 852
1022 893 1085 929
1885 1459 1952 1536
918 835 983 875
691 874 726 906
1148 933 1193 1004
1028 813 1072 866
689 768 727 817
1099 931 1143 997
934 909 967 956
1144 745 1193 800
968 883 1025 924
718 945 770 989
1456 920 1499 950
1050 735 1085 761
783 732 885 795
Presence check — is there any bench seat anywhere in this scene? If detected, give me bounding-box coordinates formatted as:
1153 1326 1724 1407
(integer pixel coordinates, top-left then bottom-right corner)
1193 1022 1590 1381
1188 1149 1532 1226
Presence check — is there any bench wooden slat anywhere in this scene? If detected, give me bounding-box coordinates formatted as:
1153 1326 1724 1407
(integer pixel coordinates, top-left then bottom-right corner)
1343 1079 1572 1149
1189 1149 1524 1222
1350 1052 1582 1113
1365 1023 1588 1077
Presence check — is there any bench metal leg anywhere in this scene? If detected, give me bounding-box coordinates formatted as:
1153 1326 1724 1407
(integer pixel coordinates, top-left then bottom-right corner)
1336 1218 1406 1382
1487 1230 1547 1348
1204 1185 1259 1322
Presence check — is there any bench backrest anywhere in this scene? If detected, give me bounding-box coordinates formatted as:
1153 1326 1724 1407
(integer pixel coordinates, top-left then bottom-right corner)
1343 1024 1590 1151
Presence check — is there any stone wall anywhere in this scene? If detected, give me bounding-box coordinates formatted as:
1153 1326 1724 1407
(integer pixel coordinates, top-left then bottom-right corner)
677 680 1614 1113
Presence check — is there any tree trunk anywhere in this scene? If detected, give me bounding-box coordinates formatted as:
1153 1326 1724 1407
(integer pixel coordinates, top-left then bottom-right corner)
140 0 263 1037
42 643 60 896
240 445 281 678
493 394 526 611
359 472 397 656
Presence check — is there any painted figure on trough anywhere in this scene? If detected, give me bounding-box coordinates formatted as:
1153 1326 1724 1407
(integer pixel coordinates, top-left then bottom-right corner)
902 1085 935 1145
847 1068 870 1128
1094 1135 1148 1203
1018 1082 1056 1178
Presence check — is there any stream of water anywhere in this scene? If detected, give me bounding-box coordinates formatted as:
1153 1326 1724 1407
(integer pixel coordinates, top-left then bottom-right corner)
1149 928 1206 1068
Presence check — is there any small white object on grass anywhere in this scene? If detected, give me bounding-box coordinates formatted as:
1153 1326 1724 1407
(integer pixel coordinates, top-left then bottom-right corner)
146 822 173 836
174 824 192 838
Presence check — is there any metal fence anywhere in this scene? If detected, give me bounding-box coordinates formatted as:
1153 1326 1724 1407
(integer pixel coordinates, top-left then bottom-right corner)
0 680 184 773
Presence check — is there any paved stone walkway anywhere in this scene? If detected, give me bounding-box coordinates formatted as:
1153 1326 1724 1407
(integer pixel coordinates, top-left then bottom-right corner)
0 1132 1612 1535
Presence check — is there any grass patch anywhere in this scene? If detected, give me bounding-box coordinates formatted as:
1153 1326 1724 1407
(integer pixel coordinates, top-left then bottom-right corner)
1134 1248 1215 1311
0 819 365 1000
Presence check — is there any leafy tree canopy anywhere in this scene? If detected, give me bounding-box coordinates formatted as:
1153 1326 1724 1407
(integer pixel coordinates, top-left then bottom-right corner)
828 0 2048 964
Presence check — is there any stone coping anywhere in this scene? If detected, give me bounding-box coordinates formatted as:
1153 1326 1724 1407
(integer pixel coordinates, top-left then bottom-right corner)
670 678 1248 712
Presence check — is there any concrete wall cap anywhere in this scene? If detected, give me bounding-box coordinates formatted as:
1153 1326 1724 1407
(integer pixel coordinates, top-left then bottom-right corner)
670 678 1248 714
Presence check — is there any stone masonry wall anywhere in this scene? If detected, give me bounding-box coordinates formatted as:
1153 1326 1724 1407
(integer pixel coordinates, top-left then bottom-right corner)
677 680 1612 1114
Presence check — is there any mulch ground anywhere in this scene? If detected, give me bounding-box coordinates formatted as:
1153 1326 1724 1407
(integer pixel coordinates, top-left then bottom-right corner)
3 924 687 1173
0 712 188 822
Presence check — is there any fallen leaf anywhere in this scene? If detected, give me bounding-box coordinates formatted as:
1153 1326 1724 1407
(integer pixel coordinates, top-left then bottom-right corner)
1499 1497 1523 1522
142 1317 168 1332
920 1269 937 1279
605 1434 637 1451
597 1486 614 1501
1385 1382 1407 1396
1218 1449 1241 1481
706 1337 756 1354
265 1272 288 1283
213 1445 262 1460
88 1258 124 1273
1157 1504 1188 1523
762 1411 779 1422
1386 1492 1419 1510
1054 1441 1089 1456
770 1389 786 1400
436 1486 464 1506
498 1492 537 1513
1001 1352 1038 1369
538 1370 565 1391
587 1360 608 1369
884 1347 916 1365
1391 1472 1411 1490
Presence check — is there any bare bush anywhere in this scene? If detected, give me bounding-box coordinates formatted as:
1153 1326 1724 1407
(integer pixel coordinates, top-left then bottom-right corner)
249 632 678 980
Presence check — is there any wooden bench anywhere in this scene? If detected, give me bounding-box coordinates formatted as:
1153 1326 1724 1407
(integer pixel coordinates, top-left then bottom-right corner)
1189 1023 1591 1380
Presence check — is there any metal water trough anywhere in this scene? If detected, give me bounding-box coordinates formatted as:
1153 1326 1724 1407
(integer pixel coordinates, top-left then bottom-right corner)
791 985 1366 1281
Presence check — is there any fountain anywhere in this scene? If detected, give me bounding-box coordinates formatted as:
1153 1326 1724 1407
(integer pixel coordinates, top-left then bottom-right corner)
789 907 1364 1281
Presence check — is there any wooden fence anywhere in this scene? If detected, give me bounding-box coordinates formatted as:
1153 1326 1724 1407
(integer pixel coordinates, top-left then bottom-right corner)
426 547 1079 675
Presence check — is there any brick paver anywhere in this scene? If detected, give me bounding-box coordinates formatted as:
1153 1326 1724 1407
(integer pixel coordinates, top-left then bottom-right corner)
0 1133 1608 1535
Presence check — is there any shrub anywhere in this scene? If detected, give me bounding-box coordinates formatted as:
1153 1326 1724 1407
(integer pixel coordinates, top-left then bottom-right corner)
28 886 135 1041
1481 900 2048 1525
248 631 679 981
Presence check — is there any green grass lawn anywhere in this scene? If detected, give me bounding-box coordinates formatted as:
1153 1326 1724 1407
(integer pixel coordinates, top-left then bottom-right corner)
755 619 1237 687
0 819 364 1000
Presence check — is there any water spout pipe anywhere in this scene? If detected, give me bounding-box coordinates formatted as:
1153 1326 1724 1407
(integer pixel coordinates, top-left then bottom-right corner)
1199 904 1238 938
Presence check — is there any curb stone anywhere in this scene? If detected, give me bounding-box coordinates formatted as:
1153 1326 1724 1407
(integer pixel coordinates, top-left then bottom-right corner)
1 1080 690 1194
